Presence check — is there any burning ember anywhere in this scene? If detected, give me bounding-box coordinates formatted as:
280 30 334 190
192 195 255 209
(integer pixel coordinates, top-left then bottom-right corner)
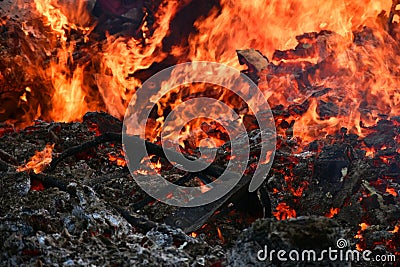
272 202 297 220
0 0 399 265
17 143 54 174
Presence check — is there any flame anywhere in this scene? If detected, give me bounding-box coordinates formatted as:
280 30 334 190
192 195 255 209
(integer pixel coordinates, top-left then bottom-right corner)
217 227 225 243
153 158 162 171
197 178 212 193
386 187 398 197
22 0 96 124
6 0 397 135
190 232 198 238
17 144 54 174
354 222 369 251
97 0 185 119
390 225 399 233
174 0 390 64
32 0 91 42
2 0 397 154
108 150 127 167
325 207 340 218
273 202 297 220
48 63 90 122
355 222 369 239
106 0 398 147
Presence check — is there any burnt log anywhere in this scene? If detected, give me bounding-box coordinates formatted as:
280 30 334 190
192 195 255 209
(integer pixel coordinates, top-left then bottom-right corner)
313 144 353 192
237 49 269 75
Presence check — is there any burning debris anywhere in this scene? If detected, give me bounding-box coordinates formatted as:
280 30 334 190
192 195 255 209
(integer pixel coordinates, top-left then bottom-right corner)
0 0 400 266
17 143 54 174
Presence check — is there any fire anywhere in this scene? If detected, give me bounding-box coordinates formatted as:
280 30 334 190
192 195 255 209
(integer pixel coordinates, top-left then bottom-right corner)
97 0 185 119
354 222 369 239
386 187 398 197
17 144 54 174
5 0 397 141
273 202 297 220
152 158 162 171
390 225 399 233
197 178 212 194
31 0 91 42
360 222 369 231
175 0 390 65
48 63 90 122
19 0 96 124
354 222 369 251
108 151 127 167
190 232 198 238
217 227 225 243
365 147 376 157
325 207 340 218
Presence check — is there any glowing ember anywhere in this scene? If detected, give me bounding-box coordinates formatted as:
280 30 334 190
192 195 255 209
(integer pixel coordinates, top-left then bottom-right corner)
197 178 212 194
30 179 45 191
108 154 127 167
390 225 399 233
217 227 225 243
17 144 54 174
386 187 398 197
325 207 340 218
152 158 162 172
134 169 149 176
272 202 297 220
354 222 370 251
365 147 376 158
190 232 198 238
360 222 369 231
108 149 127 167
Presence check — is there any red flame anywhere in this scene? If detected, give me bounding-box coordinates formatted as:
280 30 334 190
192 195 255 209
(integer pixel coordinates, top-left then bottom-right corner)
273 202 297 220
325 207 340 218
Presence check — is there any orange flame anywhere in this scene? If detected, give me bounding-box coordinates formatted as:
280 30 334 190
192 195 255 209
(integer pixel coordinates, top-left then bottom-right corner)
217 227 225 243
108 152 127 167
325 207 340 218
386 187 398 197
190 232 198 238
273 202 297 220
390 225 399 233
25 0 95 123
5 0 399 148
17 144 54 174
354 222 369 251
355 222 369 239
32 0 91 42
197 178 212 194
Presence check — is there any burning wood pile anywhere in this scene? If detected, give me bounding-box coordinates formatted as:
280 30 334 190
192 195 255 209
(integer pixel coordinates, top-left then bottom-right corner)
1 0 399 266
